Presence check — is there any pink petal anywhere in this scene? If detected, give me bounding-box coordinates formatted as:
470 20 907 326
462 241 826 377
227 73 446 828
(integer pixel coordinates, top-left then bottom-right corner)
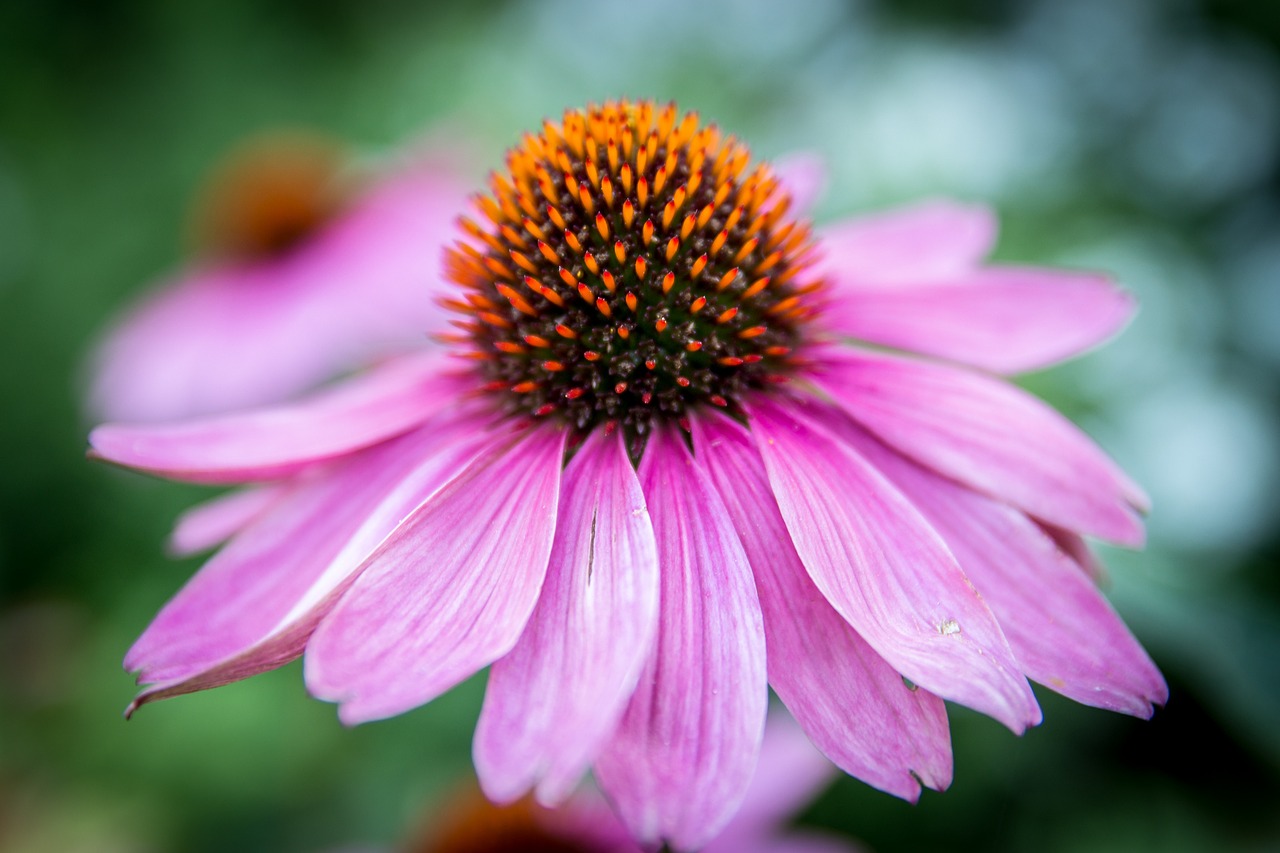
168 486 286 556
840 423 1166 715
773 152 825 218
1041 524 1108 583
124 412 493 711
815 199 996 286
692 412 952 799
747 395 1040 733
89 353 458 484
87 164 469 423
594 426 767 853
304 424 566 724
822 267 1136 374
813 349 1146 544
701 713 835 853
474 428 660 806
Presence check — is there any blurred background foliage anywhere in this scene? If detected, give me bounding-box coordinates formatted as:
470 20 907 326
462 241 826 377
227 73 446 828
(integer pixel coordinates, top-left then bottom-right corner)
2 0 1278 850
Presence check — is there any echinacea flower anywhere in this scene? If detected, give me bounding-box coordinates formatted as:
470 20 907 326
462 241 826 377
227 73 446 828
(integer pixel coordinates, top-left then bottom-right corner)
86 130 470 422
405 714 852 853
91 101 1166 852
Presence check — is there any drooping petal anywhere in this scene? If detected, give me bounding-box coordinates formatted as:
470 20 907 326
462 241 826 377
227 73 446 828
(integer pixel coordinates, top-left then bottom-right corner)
124 410 494 710
89 353 457 485
747 396 1040 733
304 424 566 724
837 420 1167 716
815 199 996 286
773 152 825 218
813 349 1146 544
168 485 286 556
821 268 1135 374
594 426 767 853
692 412 952 799
474 427 660 806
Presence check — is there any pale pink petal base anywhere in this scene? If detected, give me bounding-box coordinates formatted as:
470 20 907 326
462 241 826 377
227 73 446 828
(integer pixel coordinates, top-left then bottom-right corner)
693 412 952 798
474 428 660 806
595 427 767 853
304 425 566 724
748 396 1040 733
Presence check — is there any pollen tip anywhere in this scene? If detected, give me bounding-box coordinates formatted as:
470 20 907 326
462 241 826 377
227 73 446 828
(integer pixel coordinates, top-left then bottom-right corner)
445 100 819 436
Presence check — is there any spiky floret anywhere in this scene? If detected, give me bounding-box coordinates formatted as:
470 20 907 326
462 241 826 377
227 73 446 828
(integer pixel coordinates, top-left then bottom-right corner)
442 101 823 438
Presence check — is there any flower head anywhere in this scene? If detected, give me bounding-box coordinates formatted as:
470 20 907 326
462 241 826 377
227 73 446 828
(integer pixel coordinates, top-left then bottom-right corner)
439 101 818 440
91 101 1165 852
86 130 470 422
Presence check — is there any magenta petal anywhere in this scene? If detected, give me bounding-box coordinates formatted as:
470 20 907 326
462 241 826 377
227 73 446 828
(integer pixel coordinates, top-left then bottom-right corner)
304 425 566 724
814 349 1146 544
89 353 457 485
594 427 767 853
841 424 1167 715
87 164 470 423
703 714 837 852
823 267 1135 374
816 199 996 285
1041 524 1108 583
692 412 952 798
124 414 492 708
747 396 1040 733
168 485 285 556
474 428 660 806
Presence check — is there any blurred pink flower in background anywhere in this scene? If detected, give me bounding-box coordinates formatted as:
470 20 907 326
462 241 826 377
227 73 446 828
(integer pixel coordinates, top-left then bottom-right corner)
400 714 852 853
86 130 470 422
91 102 1165 851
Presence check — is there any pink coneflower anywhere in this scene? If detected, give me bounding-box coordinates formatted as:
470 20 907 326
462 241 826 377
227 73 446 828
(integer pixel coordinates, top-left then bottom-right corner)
91 101 1165 852
87 130 470 422
406 715 851 853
